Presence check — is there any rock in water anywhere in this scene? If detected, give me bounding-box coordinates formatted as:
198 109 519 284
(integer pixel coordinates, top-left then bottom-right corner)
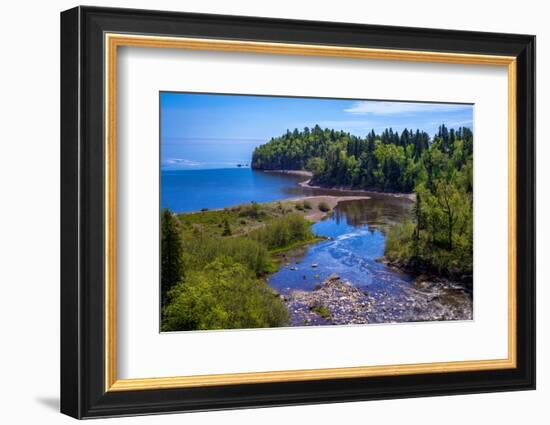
284 274 375 326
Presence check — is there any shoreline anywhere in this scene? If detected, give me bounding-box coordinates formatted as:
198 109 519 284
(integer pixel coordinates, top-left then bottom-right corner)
257 169 415 200
261 169 313 178
298 178 416 201
176 194 371 221
377 256 473 294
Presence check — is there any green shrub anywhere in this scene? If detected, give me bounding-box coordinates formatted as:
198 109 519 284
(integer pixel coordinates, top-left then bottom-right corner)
311 304 330 319
303 200 312 210
248 213 313 251
222 218 232 236
238 201 263 219
162 259 288 331
385 220 416 261
318 201 331 212
182 233 271 276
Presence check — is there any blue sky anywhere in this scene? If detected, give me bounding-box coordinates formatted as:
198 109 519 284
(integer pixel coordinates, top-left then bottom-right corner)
161 92 473 170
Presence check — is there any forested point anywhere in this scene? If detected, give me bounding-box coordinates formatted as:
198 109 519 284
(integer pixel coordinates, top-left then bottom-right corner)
252 124 473 281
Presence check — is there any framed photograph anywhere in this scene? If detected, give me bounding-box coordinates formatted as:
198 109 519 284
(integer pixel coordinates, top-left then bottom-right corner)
60 6 535 419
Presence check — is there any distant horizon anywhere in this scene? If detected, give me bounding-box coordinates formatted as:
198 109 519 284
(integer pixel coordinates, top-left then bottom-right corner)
161 92 474 171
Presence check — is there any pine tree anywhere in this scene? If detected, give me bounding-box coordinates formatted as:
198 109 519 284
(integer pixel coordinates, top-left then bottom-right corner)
161 209 183 306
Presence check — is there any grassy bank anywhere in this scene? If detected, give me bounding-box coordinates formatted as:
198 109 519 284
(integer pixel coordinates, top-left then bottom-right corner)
161 198 341 332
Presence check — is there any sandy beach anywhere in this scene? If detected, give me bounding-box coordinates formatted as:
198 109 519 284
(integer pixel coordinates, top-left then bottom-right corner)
257 169 415 201
298 179 416 202
263 169 313 178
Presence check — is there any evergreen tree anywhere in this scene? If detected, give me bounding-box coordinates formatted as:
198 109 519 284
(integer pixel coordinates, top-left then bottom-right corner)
161 209 184 306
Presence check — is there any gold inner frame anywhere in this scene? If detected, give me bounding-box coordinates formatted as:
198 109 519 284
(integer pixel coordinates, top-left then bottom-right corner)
104 33 517 392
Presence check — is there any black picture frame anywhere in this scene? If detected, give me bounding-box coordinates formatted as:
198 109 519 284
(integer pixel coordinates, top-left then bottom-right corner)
61 5 535 419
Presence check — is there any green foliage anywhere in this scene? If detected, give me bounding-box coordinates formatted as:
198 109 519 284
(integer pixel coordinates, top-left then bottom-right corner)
251 123 474 279
238 201 264 219
182 231 272 276
222 218 232 236
251 125 349 171
162 258 288 331
161 209 184 306
162 210 316 331
252 124 473 194
385 220 416 260
162 122 475 331
306 157 325 174
248 213 314 251
385 132 474 279
318 201 331 212
294 200 312 211
311 304 330 319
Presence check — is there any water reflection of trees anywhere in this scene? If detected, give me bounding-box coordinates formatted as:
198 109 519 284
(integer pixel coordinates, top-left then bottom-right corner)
283 182 414 233
335 198 413 233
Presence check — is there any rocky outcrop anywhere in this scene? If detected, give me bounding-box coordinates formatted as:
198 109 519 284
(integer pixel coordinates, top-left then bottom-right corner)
282 274 375 326
282 273 473 327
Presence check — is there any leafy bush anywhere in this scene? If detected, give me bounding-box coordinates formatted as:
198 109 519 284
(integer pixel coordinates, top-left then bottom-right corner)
311 304 330 319
318 201 331 212
248 213 313 250
162 259 288 331
182 233 271 276
222 218 232 236
303 200 312 210
385 220 416 261
385 159 473 278
238 201 264 219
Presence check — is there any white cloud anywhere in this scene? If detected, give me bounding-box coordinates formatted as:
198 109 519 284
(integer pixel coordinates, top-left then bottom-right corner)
163 158 201 167
344 101 471 115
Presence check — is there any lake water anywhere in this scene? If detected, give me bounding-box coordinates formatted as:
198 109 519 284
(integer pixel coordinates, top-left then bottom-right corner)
161 168 305 213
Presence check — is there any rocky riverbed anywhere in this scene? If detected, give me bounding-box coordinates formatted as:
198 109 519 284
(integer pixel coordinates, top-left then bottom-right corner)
282 273 473 327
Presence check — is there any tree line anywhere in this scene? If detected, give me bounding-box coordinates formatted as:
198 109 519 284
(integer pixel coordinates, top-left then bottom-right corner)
252 124 472 193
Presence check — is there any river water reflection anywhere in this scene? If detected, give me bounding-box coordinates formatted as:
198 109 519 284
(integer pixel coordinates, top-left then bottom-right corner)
268 193 473 324
269 196 415 294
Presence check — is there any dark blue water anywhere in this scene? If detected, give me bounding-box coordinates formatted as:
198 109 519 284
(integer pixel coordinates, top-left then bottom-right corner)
268 201 414 294
161 168 305 213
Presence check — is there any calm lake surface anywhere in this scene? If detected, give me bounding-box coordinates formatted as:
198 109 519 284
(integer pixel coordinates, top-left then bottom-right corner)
161 168 305 213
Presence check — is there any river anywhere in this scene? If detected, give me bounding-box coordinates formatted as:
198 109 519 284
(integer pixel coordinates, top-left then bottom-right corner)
163 168 473 325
